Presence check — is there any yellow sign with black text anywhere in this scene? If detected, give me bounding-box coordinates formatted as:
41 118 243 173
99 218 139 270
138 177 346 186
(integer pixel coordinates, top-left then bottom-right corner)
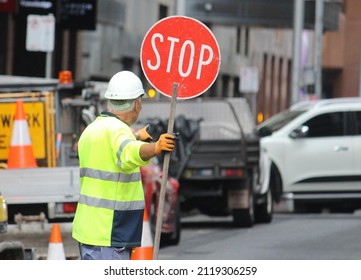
0 102 45 160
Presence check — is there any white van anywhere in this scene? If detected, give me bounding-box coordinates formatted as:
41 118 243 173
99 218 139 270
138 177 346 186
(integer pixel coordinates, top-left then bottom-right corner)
258 98 361 212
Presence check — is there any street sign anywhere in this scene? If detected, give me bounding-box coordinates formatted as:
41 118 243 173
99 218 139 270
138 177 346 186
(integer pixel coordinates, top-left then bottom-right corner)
239 67 259 93
141 16 220 260
60 0 97 30
26 14 55 52
140 16 221 99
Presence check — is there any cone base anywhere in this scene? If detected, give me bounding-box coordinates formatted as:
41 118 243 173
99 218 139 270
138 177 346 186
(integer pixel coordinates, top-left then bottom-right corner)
7 145 37 169
47 243 66 260
131 247 153 260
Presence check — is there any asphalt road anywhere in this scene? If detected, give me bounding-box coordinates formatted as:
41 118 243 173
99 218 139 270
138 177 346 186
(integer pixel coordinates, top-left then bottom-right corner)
2 211 361 260
159 211 361 260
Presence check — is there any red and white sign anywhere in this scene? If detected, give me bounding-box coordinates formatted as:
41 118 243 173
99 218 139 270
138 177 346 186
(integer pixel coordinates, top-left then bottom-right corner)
26 14 55 52
140 16 221 99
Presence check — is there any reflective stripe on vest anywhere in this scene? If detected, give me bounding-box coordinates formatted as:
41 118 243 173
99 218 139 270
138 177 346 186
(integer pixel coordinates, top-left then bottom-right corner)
80 167 141 182
117 138 134 169
79 194 145 211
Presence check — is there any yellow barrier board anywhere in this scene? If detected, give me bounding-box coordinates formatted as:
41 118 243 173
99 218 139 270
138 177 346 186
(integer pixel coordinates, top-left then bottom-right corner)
0 102 45 160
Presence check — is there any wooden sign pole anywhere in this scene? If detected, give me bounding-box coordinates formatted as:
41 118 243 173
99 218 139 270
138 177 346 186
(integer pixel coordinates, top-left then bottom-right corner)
153 83 178 260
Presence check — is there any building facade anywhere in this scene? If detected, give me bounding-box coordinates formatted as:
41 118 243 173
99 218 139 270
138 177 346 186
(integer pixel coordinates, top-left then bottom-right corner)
0 0 360 122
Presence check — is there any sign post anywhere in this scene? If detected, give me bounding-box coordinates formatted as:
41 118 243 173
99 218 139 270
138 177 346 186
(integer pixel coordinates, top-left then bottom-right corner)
239 66 259 120
140 15 220 259
26 14 55 78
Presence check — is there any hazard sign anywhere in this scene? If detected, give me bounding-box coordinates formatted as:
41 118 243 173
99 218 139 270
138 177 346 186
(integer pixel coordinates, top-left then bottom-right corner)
0 102 45 160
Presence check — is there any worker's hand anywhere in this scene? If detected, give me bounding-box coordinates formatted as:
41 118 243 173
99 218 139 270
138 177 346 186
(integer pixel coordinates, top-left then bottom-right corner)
135 124 153 142
155 133 176 154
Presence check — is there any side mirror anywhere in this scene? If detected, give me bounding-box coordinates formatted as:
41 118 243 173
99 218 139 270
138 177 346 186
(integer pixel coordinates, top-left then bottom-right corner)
258 126 273 137
289 125 309 139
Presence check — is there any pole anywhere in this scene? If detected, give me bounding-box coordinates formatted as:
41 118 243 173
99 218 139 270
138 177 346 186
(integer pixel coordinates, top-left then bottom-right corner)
314 0 324 99
358 34 361 96
46 52 52 78
291 0 304 104
176 0 186 15
153 83 178 260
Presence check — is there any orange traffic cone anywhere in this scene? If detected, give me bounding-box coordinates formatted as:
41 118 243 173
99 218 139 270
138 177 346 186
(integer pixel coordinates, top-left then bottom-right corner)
47 224 66 260
131 210 154 260
7 99 37 168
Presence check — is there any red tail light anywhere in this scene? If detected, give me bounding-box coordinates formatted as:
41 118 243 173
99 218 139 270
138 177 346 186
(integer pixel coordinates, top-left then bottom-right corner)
222 168 245 177
63 202 77 213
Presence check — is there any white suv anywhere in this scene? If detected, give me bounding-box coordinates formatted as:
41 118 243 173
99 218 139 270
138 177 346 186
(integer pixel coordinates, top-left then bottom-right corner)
258 98 361 211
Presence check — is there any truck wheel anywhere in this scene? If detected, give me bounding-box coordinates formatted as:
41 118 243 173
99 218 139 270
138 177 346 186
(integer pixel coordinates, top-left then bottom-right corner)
255 187 273 223
232 190 255 228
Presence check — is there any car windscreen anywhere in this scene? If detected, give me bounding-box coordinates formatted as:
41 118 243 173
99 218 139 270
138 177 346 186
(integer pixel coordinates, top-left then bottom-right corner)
258 110 306 136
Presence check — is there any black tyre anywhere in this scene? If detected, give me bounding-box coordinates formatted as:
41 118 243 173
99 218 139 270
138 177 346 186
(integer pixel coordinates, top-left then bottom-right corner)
270 164 283 203
255 187 273 223
232 189 255 228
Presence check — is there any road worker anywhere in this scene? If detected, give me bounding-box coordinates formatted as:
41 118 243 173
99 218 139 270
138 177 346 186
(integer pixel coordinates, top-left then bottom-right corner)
72 71 175 260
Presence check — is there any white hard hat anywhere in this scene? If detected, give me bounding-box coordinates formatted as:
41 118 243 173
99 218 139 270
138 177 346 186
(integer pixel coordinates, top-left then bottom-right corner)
104 71 145 100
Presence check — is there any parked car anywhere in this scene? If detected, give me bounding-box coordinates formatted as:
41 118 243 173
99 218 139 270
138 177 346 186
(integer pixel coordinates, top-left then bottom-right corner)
141 158 181 245
257 98 361 212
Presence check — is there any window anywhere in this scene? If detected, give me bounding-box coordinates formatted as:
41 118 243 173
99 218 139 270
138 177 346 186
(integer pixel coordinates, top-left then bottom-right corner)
303 112 345 138
258 109 306 135
354 111 361 135
159 4 168 20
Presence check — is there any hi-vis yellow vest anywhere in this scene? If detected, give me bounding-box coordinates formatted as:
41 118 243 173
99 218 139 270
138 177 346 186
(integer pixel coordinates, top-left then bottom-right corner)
72 112 149 248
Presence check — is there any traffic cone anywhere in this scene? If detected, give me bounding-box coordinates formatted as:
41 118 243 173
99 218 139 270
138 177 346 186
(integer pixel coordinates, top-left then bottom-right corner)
47 223 66 260
131 210 154 260
7 99 37 168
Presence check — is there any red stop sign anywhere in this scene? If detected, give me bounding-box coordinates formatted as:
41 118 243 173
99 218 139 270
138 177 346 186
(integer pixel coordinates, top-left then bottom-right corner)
140 16 221 99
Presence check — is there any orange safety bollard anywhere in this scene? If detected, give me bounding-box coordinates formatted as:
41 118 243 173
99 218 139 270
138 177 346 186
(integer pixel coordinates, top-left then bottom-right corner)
47 223 66 260
131 210 154 260
7 99 37 168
